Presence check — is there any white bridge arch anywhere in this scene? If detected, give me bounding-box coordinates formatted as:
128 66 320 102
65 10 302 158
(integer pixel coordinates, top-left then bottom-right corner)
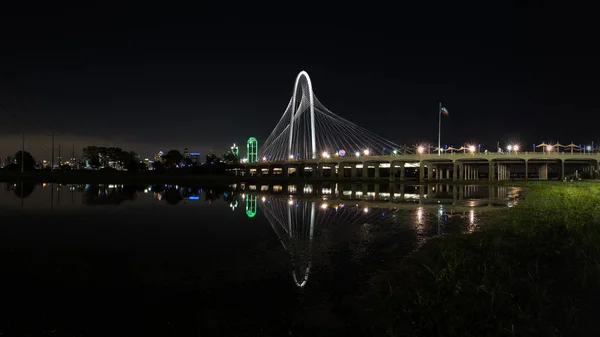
259 71 404 161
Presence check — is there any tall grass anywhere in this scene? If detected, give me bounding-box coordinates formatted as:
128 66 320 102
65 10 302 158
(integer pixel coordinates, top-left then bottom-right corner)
368 182 600 336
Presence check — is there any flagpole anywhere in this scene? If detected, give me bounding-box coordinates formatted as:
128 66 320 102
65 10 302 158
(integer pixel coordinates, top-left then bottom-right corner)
438 102 441 156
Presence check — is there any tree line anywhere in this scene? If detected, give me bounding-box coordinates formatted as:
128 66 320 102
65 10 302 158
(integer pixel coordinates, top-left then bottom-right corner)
2 146 240 172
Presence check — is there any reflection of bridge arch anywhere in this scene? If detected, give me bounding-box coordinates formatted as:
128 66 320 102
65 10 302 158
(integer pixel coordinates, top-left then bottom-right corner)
258 196 403 288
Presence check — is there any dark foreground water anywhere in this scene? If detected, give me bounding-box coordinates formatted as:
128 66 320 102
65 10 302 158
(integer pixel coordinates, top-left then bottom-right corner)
0 182 522 336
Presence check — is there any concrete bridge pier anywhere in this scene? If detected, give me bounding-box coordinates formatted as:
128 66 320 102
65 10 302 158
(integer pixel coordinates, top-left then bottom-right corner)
488 161 494 181
399 162 405 181
525 160 529 181
538 164 548 180
374 164 380 180
350 165 357 180
419 162 425 182
427 164 433 181
453 162 458 182
446 169 451 180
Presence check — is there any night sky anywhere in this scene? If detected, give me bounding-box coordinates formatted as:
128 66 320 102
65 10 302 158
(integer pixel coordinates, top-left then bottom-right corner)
0 1 597 160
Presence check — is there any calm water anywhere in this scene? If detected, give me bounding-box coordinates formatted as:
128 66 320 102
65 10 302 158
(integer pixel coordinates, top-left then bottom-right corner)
0 182 522 336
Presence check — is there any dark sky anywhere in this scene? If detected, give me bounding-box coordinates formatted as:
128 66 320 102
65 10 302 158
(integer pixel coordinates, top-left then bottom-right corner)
0 1 597 160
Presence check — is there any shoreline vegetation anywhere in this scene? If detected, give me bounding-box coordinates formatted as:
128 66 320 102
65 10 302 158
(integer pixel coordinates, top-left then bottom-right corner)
364 182 600 336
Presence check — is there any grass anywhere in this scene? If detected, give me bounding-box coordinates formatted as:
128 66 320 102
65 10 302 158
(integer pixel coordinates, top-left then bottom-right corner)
367 182 600 336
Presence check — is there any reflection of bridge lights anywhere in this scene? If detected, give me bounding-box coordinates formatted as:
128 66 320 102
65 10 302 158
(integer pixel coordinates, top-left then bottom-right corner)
321 203 328 209
144 188 148 193
241 193 246 200
363 149 370 156
468 209 476 233
288 199 294 205
289 155 294 159
261 196 266 202
363 207 369 213
355 151 360 157
417 207 424 223
417 146 424 154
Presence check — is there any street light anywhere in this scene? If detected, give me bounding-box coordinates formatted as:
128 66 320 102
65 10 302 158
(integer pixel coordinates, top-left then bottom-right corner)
586 145 592 152
417 146 425 154
469 145 476 153
507 145 513 152
322 151 330 158
363 149 370 156
546 145 553 152
355 151 360 157
393 149 397 155
513 145 519 152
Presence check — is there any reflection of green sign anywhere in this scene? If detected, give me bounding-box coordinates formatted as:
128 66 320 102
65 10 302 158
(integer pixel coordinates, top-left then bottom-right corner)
246 194 257 218
247 137 258 163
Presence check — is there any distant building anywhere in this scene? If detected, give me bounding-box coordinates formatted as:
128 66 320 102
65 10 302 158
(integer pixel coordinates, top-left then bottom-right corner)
183 148 190 158
189 152 201 164
154 151 164 162
4 156 13 167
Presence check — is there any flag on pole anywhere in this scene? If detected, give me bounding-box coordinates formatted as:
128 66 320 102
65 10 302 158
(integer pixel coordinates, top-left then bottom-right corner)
441 106 449 116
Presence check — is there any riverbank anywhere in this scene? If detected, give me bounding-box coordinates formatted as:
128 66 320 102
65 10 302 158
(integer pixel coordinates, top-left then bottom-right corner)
366 182 600 336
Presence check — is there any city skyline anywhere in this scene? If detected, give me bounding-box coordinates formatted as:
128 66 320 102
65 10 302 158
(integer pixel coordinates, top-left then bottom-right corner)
1 2 598 161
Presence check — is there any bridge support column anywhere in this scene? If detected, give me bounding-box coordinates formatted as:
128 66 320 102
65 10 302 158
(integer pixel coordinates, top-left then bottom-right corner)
399 162 405 181
389 162 396 182
419 162 425 182
446 169 451 180
283 165 290 178
538 164 548 180
427 164 433 181
453 161 458 182
474 166 479 180
525 161 528 181
489 161 494 181
561 160 565 181
374 164 380 180
350 165 357 180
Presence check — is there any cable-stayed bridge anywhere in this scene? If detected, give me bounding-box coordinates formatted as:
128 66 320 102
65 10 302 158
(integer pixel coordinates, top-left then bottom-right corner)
247 71 600 181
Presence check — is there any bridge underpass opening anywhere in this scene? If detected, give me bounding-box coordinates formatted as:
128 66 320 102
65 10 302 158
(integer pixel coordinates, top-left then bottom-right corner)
527 160 563 180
